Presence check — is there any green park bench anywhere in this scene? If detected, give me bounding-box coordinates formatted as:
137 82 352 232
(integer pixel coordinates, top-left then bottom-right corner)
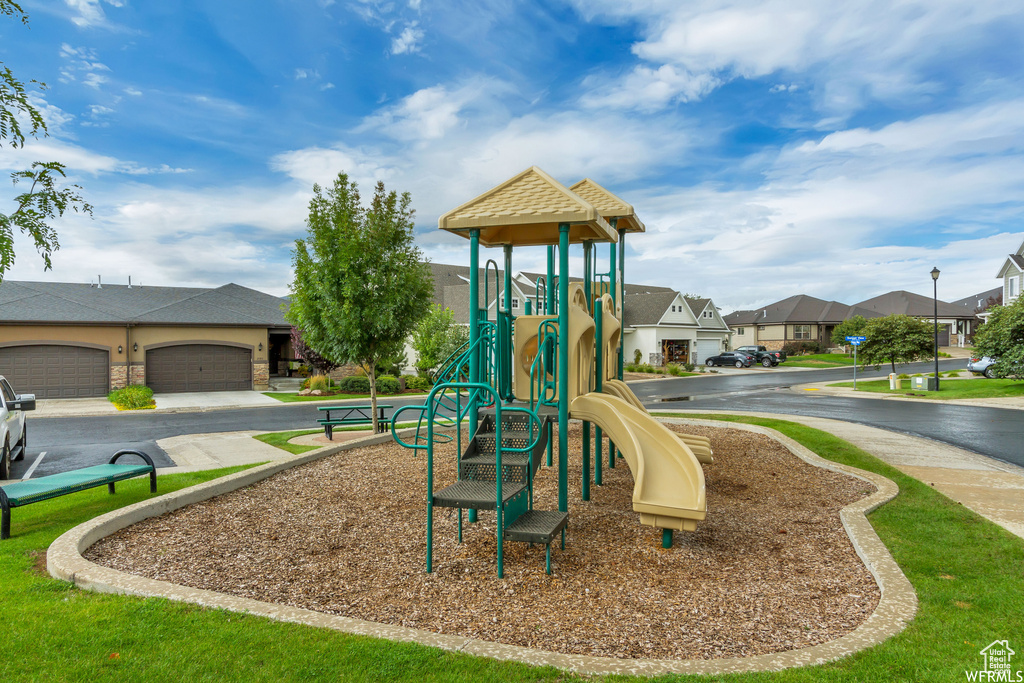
1 450 157 540
317 404 392 439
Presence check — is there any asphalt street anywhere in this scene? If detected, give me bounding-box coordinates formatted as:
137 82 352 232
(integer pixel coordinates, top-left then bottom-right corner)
14 356 1024 477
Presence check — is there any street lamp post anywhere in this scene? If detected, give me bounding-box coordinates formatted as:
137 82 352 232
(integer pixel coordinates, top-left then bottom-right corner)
931 267 940 391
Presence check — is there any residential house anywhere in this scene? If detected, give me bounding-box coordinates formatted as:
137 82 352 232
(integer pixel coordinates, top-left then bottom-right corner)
996 236 1024 306
0 280 290 397
723 295 881 351
853 290 980 346
416 263 730 370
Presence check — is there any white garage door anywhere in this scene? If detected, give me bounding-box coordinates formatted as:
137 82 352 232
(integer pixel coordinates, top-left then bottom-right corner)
693 340 719 364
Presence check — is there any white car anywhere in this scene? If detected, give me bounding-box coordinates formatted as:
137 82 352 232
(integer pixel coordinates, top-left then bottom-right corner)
0 376 35 480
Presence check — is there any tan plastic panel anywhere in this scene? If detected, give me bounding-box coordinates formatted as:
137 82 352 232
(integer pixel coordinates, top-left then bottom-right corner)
602 379 713 463
598 294 620 382
570 392 706 530
512 284 595 403
568 178 645 233
438 167 617 246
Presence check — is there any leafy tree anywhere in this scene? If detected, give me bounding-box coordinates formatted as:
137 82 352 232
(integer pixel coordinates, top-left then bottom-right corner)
831 314 868 348
412 304 469 375
973 296 1024 380
857 314 934 373
1 1 92 280
286 172 432 430
289 326 339 376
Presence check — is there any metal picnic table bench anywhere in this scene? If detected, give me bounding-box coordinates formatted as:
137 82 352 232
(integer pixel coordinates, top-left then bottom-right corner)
317 404 393 439
1 449 157 540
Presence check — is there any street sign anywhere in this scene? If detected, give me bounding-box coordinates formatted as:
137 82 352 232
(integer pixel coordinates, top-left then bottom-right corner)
846 335 866 343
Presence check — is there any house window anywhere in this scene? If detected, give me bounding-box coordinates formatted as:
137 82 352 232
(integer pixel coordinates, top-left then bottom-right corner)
499 296 520 310
1011 278 1017 298
671 305 675 312
793 325 811 340
704 310 714 318
736 327 745 335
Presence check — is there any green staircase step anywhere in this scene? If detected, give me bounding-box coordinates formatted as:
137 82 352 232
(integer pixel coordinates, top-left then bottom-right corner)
432 480 527 510
504 510 569 545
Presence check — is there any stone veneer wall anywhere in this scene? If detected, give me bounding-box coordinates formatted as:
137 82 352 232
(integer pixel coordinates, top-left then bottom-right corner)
110 364 127 390
328 364 363 381
253 361 269 389
129 363 145 386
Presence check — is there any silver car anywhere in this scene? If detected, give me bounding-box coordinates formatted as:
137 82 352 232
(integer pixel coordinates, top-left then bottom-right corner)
967 356 997 378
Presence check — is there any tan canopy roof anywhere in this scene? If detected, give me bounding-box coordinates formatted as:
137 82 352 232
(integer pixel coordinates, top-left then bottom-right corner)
438 166 616 246
568 179 645 233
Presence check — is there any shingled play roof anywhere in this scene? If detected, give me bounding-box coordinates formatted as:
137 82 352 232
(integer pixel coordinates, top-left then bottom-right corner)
437 166 616 247
568 178 645 233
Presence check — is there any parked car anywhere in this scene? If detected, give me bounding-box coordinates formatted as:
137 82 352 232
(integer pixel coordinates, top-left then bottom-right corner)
967 356 998 379
0 375 35 480
735 345 788 367
705 351 755 368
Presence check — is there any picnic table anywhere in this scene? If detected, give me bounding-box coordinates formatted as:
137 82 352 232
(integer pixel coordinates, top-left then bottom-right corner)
317 404 392 439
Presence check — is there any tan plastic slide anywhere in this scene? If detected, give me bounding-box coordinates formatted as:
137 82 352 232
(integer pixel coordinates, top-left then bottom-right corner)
601 378 713 463
570 392 706 531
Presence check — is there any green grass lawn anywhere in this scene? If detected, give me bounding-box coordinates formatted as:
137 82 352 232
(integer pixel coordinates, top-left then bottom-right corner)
262 391 428 403
829 377 1024 400
783 353 859 367
253 429 323 454
3 418 1023 681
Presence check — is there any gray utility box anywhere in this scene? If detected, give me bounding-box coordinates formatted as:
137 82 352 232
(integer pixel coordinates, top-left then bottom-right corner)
911 376 938 391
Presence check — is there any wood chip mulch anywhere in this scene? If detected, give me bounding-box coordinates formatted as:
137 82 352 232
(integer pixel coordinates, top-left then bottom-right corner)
86 423 880 660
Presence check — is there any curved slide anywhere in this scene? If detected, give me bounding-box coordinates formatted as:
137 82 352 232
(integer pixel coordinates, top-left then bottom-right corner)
602 379 713 463
570 392 706 532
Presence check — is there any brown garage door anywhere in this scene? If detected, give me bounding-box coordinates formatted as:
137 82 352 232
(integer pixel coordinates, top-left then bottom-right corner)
146 344 252 393
0 345 109 398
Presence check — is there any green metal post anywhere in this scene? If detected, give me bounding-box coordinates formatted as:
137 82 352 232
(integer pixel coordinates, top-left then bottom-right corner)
546 246 555 316
595 304 603 486
525 299 532 315
558 223 570 513
662 528 673 548
503 245 514 402
468 229 480 525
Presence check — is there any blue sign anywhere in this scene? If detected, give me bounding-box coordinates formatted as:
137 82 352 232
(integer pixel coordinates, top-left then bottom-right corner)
846 335 866 343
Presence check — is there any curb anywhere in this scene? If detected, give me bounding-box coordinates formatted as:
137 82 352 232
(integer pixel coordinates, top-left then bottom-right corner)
46 421 915 676
792 382 1024 411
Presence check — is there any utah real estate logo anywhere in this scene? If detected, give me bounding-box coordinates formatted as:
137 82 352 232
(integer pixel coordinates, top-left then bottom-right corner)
967 640 1022 682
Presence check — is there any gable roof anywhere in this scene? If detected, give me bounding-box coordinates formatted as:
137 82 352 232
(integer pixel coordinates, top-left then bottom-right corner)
996 253 1024 278
568 178 645 233
723 294 881 327
854 290 976 319
0 280 289 327
950 287 1002 313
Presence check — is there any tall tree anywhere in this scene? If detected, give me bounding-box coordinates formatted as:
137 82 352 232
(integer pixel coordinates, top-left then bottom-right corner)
857 314 934 373
412 304 469 375
1 1 92 280
286 172 432 430
973 296 1024 380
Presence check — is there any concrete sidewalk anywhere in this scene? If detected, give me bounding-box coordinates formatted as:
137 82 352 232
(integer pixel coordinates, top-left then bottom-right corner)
793 376 1024 411
667 411 1024 541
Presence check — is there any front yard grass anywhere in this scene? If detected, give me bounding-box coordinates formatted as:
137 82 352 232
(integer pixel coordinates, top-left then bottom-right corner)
829 377 1024 400
3 417 1022 681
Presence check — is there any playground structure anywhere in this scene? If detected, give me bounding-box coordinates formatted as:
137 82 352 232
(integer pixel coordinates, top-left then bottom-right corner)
393 167 708 577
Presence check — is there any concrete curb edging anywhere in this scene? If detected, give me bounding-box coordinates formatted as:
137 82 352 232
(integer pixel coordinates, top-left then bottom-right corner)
47 421 916 677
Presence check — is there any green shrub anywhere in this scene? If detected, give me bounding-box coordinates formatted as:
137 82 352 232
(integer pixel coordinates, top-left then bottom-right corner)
684 362 695 372
337 376 370 394
107 385 155 410
404 375 430 391
300 377 310 390
308 375 330 392
897 373 910 379
666 364 683 376
633 349 642 364
376 375 401 395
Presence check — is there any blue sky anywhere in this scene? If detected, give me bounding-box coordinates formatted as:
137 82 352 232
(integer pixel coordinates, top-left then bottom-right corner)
2 0 1023 312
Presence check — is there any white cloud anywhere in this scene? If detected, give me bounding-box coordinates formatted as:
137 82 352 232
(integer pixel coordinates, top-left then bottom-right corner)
294 68 319 80
391 23 424 55
571 0 1024 115
581 64 719 111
